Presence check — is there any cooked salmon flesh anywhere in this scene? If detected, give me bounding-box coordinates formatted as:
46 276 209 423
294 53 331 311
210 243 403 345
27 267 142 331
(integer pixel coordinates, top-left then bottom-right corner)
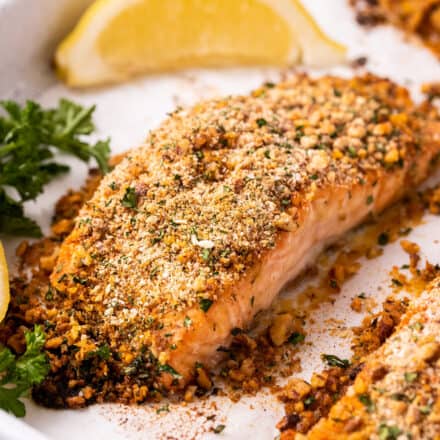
38 75 440 406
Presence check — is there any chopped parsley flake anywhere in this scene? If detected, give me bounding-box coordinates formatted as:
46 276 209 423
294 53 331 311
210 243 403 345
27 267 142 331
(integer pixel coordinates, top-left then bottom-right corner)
288 332 305 345
321 354 350 369
121 187 137 208
256 118 267 127
404 371 418 383
213 424 226 434
358 393 375 412
378 424 402 440
199 298 213 312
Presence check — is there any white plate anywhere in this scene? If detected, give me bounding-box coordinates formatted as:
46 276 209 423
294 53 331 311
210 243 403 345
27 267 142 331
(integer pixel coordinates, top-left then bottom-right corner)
1 1 440 439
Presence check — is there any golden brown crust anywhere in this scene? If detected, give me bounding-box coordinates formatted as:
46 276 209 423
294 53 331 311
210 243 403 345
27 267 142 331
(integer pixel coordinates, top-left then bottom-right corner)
30 74 440 406
52 74 422 345
307 279 440 440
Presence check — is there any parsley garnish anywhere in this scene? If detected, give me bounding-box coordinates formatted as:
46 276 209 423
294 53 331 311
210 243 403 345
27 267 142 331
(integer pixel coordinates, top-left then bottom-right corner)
158 364 182 378
420 405 432 415
199 298 213 312
0 99 111 237
0 325 49 417
404 371 418 383
378 424 402 440
121 187 137 208
201 248 211 262
213 424 226 434
288 332 305 345
358 393 375 412
304 395 316 408
156 403 170 414
321 354 350 369
87 344 111 360
347 146 357 158
390 392 409 402
256 118 267 127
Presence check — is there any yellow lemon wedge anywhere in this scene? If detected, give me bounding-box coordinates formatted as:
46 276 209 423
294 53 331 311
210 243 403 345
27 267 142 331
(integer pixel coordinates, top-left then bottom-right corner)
55 0 346 87
0 241 10 323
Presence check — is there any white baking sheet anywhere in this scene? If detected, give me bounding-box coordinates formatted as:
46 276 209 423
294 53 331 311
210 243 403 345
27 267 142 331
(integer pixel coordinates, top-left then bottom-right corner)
1 1 440 439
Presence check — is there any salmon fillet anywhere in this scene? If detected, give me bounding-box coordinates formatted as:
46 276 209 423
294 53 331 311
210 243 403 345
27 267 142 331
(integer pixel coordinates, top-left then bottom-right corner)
306 278 440 440
39 75 440 406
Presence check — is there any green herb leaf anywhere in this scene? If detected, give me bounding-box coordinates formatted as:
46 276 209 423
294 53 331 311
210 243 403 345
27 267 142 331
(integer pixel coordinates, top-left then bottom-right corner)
0 192 42 237
199 298 213 312
201 248 211 262
321 354 350 369
158 363 182 378
347 146 357 158
0 325 49 417
358 393 375 412
420 405 432 415
121 187 137 208
304 395 316 407
0 99 111 237
378 424 402 440
156 403 170 414
213 424 226 434
404 372 418 383
288 332 305 345
87 344 111 361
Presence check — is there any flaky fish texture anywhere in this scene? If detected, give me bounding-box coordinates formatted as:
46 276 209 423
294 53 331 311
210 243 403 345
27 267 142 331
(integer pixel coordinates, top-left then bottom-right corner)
38 74 440 407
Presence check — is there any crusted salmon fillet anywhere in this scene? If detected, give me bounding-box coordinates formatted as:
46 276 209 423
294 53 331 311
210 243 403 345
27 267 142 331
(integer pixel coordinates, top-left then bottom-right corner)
306 278 440 440
37 74 440 407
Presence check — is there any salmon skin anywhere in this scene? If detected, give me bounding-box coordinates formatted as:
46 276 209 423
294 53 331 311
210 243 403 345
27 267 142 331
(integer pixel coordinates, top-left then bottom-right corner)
40 74 440 406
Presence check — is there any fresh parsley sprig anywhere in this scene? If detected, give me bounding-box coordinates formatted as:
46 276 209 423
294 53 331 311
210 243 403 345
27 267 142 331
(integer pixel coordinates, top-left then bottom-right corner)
0 98 111 237
0 325 49 417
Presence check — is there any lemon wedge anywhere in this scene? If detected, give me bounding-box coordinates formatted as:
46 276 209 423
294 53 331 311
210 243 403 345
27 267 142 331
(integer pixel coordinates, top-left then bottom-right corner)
55 0 346 87
0 241 10 322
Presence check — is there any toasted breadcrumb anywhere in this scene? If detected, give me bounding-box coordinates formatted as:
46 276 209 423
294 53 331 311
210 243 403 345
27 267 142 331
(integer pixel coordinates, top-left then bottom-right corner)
1 75 439 411
278 216 440 439
306 278 440 440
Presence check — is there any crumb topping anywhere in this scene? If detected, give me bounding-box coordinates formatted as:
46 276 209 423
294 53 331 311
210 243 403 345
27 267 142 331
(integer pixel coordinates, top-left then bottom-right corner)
51 75 419 355
307 279 440 440
2 75 439 411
